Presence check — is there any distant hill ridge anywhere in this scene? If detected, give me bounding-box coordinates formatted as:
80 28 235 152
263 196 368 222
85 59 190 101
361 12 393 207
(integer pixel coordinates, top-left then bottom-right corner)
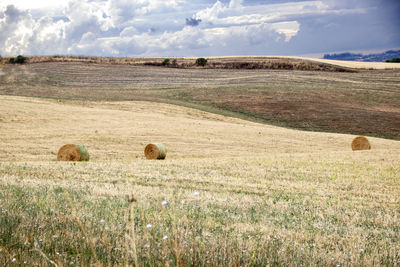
323 50 400 62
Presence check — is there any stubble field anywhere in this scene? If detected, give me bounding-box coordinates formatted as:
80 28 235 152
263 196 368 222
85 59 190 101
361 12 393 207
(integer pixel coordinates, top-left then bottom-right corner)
0 58 400 266
1 59 399 139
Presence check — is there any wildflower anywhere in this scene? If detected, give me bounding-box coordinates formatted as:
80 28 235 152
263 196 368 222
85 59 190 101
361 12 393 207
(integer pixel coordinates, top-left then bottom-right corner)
360 249 365 253
161 201 168 206
300 247 304 251
163 235 168 240
144 244 150 248
99 219 105 224
12 258 16 262
193 191 200 196
146 224 152 228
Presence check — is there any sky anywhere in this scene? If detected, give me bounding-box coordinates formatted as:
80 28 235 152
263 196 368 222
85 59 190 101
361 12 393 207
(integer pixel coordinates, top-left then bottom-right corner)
0 0 399 57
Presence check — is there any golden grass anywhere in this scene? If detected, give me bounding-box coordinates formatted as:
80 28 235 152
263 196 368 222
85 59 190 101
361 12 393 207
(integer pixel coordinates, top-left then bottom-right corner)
1 95 398 162
2 55 399 70
1 95 400 265
193 56 400 70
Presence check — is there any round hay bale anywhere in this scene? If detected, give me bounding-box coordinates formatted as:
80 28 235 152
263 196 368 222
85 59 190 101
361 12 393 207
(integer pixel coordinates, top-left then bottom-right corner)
144 143 167 160
351 136 371 151
57 144 90 161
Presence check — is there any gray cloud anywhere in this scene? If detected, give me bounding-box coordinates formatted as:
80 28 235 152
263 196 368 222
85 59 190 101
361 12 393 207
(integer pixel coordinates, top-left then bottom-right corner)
186 17 202 26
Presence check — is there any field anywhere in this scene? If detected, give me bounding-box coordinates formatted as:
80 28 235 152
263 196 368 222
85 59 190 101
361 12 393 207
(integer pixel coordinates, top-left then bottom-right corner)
1 58 400 266
1 58 399 140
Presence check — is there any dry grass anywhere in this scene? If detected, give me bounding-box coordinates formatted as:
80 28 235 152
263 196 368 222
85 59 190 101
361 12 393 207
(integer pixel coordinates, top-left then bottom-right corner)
1 61 399 139
2 55 400 70
2 95 397 162
1 95 400 265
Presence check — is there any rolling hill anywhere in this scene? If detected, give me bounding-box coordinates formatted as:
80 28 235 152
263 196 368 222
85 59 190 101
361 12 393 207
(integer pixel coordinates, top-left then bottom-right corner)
1 57 399 265
0 95 399 265
1 58 399 139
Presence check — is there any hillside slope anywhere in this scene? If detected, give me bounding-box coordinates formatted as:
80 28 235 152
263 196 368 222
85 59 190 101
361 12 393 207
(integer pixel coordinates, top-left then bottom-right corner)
1 61 399 139
1 95 399 161
1 96 400 265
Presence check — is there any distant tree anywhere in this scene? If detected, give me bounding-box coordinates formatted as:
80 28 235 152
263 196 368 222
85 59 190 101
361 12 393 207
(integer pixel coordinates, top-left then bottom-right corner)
15 55 26 64
386 57 400 63
9 55 26 64
162 58 170 66
171 59 177 67
195 57 207 66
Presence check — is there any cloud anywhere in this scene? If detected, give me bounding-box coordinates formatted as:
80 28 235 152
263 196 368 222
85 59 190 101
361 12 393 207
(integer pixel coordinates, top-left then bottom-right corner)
0 5 33 55
186 17 202 27
0 0 399 56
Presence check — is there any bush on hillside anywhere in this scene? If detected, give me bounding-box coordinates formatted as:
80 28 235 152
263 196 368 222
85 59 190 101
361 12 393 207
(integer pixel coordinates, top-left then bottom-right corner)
195 57 207 66
386 57 400 63
9 55 26 64
162 58 170 66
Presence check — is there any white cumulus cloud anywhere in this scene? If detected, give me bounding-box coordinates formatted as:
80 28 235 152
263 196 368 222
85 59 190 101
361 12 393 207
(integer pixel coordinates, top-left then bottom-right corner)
0 0 399 56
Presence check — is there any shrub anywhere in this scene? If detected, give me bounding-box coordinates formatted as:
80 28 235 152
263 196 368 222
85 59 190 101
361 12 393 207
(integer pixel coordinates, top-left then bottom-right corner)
162 58 170 66
171 59 177 66
9 55 26 64
195 57 207 66
16 55 26 64
386 58 400 63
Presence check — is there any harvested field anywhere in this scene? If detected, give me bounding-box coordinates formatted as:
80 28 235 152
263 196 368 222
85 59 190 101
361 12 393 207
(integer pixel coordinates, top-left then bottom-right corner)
0 95 400 266
2 55 400 70
1 60 399 139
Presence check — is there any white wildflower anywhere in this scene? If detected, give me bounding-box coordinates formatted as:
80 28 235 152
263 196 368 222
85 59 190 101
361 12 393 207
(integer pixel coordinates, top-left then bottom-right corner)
146 224 152 228
99 219 105 224
193 191 200 196
161 201 168 206
163 235 168 240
